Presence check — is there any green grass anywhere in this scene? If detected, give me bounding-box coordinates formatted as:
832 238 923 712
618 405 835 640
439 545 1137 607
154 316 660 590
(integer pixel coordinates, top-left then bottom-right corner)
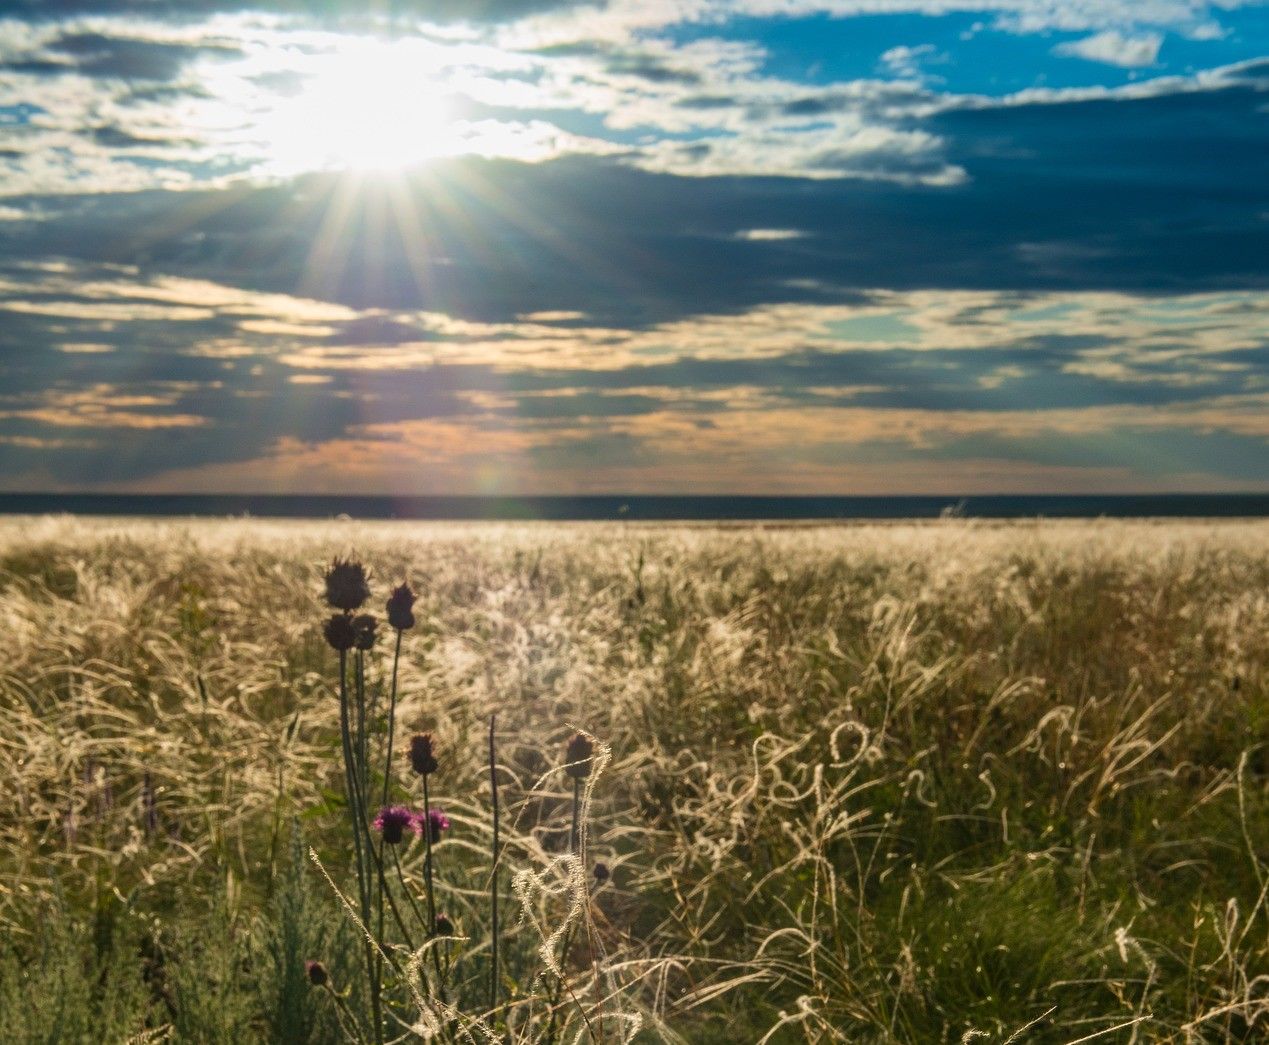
0 517 1266 1042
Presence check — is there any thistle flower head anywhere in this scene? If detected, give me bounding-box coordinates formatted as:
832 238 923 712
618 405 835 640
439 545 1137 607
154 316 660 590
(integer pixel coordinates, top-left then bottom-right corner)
323 614 356 652
305 960 328 987
425 807 450 844
373 805 421 845
565 732 594 779
353 613 377 651
408 733 438 776
386 582 417 631
434 913 454 936
593 861 610 883
325 558 370 612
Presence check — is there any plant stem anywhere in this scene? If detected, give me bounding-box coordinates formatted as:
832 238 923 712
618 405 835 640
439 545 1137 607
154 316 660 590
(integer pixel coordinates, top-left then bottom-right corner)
489 713 500 1019
339 647 382 1043
381 629 403 808
547 776 587 1044
570 777 581 855
392 847 446 1005
421 775 447 997
375 631 402 1017
422 777 438 930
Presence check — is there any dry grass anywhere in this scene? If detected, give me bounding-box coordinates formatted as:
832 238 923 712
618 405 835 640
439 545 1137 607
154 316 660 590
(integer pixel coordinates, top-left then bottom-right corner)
0 516 1266 1042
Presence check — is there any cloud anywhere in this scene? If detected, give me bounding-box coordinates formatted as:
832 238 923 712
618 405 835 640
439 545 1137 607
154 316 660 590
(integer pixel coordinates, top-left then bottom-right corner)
4 1 589 24
2 29 242 80
1054 30 1164 68
0 0 1266 492
6 66 1265 327
1 254 1264 491
879 43 944 80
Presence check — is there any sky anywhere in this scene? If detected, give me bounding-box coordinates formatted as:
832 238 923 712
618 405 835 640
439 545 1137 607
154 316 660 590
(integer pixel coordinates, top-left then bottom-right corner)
0 1 1266 495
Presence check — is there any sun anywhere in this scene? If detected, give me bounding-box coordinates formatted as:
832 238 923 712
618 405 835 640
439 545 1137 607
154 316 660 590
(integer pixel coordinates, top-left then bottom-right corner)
257 38 458 174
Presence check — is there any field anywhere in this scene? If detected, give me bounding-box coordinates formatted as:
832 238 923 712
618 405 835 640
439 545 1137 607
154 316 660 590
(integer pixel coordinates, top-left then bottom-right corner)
1 516 1267 1043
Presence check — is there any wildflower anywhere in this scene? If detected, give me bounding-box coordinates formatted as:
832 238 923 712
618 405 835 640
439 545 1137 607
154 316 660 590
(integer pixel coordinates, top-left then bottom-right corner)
323 614 356 652
593 861 610 883
305 960 328 987
386 582 417 631
434 913 454 936
374 805 421 845
565 733 594 779
425 807 450 844
325 558 370 612
408 732 438 776
353 613 377 651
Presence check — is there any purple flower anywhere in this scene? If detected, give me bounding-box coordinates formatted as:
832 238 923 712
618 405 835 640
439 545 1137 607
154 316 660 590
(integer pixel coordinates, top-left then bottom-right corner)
305 960 328 986
374 805 422 845
425 808 451 844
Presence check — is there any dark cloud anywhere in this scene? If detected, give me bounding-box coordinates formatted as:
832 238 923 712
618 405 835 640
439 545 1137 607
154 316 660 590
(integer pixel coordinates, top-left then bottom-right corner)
0 0 587 23
2 31 242 81
533 40 705 85
4 81 1264 327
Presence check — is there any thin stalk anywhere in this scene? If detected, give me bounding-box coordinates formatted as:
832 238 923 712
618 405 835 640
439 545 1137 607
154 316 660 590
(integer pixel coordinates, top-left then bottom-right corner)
391 844 430 942
392 847 446 1005
489 714 500 1018
323 983 369 1045
570 777 581 855
381 629 403 808
545 778 586 1045
422 778 438 930
421 776 447 997
340 647 381 1043
355 648 383 1024
372 632 402 1013
355 651 370 811
371 839 418 954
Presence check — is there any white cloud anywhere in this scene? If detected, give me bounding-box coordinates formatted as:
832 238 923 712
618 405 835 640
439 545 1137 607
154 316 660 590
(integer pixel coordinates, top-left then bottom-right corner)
1054 30 1164 68
880 43 941 80
736 228 807 240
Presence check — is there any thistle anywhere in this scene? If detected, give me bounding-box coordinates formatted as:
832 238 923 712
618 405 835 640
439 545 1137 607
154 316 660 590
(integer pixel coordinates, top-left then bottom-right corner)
353 613 378 651
325 558 371 611
424 807 450 845
565 733 594 779
434 913 454 936
323 614 356 652
386 582 417 631
408 732 438 776
305 960 329 987
373 805 420 845
594 861 610 883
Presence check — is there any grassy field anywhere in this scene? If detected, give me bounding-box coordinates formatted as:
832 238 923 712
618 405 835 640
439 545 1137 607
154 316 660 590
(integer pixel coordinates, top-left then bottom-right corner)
0 516 1266 1043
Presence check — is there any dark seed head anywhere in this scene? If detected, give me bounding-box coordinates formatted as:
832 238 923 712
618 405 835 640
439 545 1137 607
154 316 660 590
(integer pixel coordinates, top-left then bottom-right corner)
305 960 328 987
325 558 371 612
565 733 594 779
386 582 417 631
323 614 356 652
409 733 438 776
353 613 377 651
434 913 454 936
593 861 610 883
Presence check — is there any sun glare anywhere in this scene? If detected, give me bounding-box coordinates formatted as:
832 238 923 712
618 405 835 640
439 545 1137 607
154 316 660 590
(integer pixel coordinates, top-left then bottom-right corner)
259 39 458 174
